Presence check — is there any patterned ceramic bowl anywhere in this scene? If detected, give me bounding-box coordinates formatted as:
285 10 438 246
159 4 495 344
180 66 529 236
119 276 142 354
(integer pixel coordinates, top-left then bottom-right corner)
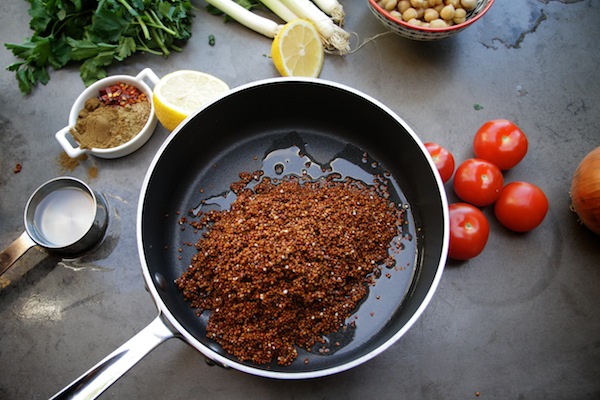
368 0 494 41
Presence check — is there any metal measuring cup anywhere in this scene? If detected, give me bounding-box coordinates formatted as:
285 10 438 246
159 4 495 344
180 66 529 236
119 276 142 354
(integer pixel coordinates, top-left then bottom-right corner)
0 177 109 276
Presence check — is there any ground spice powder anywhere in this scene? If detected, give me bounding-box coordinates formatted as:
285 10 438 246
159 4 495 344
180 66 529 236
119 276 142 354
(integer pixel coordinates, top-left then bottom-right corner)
70 88 150 149
176 173 405 366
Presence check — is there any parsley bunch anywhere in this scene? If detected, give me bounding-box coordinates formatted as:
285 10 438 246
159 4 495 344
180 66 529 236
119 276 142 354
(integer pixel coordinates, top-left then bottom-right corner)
5 0 194 94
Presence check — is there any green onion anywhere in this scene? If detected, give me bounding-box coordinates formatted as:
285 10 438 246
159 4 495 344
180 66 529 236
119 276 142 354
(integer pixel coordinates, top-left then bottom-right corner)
312 0 345 25
206 0 350 55
260 0 298 22
279 0 350 54
204 0 283 38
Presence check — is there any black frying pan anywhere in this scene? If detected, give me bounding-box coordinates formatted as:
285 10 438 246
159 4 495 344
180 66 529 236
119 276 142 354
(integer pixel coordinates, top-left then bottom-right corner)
51 78 448 399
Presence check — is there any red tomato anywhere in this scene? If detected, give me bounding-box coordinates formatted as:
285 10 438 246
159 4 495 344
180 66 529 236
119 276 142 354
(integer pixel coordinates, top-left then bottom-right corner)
453 158 504 207
473 119 528 170
448 203 490 260
494 182 548 232
424 142 455 183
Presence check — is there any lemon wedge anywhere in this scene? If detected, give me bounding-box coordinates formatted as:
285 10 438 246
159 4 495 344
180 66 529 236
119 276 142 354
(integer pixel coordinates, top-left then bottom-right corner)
153 70 230 131
271 19 324 78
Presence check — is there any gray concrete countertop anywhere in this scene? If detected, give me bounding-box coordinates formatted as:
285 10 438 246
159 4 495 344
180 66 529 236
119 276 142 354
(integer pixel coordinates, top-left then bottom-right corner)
1 1 599 399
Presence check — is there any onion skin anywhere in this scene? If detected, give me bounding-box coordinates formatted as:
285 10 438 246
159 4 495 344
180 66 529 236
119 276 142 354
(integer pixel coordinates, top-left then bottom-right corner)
570 146 600 235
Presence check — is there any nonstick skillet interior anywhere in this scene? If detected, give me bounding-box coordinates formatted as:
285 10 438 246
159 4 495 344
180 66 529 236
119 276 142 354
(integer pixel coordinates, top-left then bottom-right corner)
139 78 447 376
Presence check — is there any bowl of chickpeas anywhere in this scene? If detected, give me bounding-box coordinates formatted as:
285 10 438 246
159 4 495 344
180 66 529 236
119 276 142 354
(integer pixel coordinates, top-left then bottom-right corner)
368 0 494 41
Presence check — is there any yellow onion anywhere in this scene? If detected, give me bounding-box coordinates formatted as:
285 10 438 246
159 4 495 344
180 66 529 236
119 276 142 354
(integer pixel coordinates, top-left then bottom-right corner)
571 146 600 235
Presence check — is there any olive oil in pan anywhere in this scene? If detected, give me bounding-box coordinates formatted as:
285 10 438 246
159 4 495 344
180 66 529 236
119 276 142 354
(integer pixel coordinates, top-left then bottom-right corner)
33 187 95 247
192 138 417 361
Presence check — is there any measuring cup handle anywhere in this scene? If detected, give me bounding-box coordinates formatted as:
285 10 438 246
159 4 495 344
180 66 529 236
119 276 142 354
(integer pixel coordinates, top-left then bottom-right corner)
137 68 160 87
50 313 178 400
55 126 86 158
0 231 37 276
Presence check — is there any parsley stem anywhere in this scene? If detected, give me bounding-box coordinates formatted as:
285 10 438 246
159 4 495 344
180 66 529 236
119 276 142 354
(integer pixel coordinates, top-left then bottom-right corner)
117 0 151 40
145 10 178 36
150 27 170 56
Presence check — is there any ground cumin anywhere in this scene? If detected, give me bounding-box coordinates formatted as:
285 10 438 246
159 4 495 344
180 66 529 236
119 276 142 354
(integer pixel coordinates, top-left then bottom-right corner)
57 152 99 180
58 152 87 172
70 97 150 149
176 173 405 366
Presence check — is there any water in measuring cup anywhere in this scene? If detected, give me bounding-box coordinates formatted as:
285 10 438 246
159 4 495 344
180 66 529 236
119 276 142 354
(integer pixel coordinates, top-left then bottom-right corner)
33 187 95 247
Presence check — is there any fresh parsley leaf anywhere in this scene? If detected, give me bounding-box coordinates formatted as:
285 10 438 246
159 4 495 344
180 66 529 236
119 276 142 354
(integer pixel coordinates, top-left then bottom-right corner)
5 0 195 94
91 7 131 42
67 38 117 61
79 50 116 86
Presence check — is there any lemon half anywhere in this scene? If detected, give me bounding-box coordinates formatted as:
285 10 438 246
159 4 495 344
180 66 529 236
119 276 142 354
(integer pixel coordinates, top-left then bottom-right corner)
271 19 324 78
153 70 230 131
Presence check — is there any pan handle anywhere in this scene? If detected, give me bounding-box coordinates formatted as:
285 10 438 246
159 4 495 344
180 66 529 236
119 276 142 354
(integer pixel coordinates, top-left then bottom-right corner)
50 313 179 400
0 231 38 276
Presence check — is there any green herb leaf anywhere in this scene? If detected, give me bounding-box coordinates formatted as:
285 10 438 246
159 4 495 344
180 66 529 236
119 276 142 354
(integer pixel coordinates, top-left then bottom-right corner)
5 0 195 94
28 0 54 33
67 38 118 61
116 36 136 60
91 7 131 42
79 50 116 86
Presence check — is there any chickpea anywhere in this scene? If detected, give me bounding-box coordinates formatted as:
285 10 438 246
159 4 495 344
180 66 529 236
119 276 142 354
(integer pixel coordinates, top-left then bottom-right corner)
455 7 466 17
390 0 470 30
397 0 411 13
402 7 419 21
423 8 439 22
429 18 448 28
460 0 477 11
390 10 402 19
453 7 466 21
440 4 455 20
382 0 398 11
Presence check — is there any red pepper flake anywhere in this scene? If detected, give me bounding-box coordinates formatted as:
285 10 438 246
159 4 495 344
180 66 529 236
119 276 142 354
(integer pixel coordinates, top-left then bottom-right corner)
13 163 22 173
99 82 147 107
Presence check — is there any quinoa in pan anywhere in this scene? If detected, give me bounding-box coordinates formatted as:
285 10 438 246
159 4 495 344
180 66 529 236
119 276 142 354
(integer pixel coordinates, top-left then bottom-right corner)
176 172 405 366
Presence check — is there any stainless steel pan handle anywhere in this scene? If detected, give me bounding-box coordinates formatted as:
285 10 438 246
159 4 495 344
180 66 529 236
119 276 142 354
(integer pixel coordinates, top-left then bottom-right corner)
51 313 178 400
0 231 37 276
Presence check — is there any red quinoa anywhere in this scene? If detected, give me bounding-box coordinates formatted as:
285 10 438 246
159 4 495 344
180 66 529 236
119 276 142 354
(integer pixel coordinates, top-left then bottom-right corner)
175 173 404 366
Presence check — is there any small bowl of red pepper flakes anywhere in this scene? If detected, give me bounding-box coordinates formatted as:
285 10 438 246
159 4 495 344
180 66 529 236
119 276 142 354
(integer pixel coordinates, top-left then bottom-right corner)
55 68 160 159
